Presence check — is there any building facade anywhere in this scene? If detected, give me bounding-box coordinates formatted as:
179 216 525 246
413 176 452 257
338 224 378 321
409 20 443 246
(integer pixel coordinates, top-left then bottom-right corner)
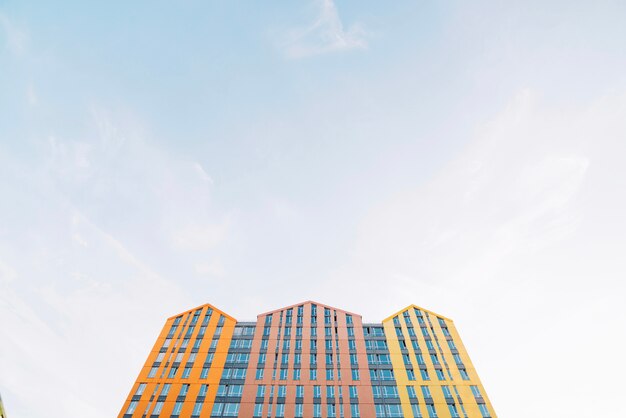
119 301 496 418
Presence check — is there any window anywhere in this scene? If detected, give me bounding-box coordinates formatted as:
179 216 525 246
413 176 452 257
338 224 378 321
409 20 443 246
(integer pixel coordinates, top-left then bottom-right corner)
375 404 385 417
379 369 394 380
459 369 470 380
313 404 322 418
448 404 460 418
346 314 353 324
327 404 337 417
253 404 263 417
411 404 423 418
313 385 322 398
275 404 285 417
293 368 301 380
327 385 335 398
294 384 304 397
161 383 171 397
192 402 203 416
421 386 432 399
420 369 430 380
470 386 482 398
182 367 191 378
199 384 208 396
135 383 147 396
148 367 158 378
205 353 214 364
180 384 190 396
326 368 334 380
295 339 302 350
211 403 225 416
279 368 288 380
255 368 264 380
372 386 381 399
478 404 490 417
435 369 446 381
350 404 360 417
277 385 287 397
383 386 399 398
348 339 356 350
261 339 269 350
310 368 317 380
200 367 209 379
406 385 417 398
153 401 164 414
232 368 246 379
426 404 438 418
407 369 416 380
387 405 403 417
173 401 184 415
125 401 138 414
441 386 453 399
168 367 178 378
295 404 303 418
222 403 239 416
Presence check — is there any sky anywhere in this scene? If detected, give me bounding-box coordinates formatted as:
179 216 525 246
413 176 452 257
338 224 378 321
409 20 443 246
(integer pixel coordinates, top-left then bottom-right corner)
1 0 626 417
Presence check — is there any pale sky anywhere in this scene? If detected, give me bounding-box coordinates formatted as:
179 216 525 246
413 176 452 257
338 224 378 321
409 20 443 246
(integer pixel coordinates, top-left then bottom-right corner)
1 1 626 417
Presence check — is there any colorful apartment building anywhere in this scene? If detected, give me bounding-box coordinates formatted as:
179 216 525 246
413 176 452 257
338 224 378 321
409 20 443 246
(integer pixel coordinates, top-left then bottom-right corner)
119 301 496 418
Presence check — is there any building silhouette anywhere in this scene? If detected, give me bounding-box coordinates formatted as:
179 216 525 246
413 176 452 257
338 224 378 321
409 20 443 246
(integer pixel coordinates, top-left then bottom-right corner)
119 301 496 417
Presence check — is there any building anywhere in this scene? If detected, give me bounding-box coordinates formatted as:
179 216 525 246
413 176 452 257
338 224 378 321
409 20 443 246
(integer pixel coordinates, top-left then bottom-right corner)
119 301 496 418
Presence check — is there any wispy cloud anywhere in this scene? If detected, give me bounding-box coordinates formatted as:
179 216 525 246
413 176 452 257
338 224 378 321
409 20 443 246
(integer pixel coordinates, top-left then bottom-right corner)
282 0 367 59
0 12 28 55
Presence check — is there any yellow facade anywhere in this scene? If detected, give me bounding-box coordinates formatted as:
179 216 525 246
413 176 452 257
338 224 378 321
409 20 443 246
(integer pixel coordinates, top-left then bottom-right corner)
383 305 496 418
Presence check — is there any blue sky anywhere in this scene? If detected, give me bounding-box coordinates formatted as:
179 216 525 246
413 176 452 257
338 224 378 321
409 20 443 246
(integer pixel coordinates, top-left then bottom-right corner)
1 1 626 417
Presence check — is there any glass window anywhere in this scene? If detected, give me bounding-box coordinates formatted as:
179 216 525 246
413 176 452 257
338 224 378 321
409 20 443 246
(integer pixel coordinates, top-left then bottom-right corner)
255 368 264 379
349 386 358 398
351 404 360 417
161 383 171 397
192 402 203 416
182 367 191 378
153 401 164 414
411 404 423 418
310 368 317 380
407 369 416 380
223 403 239 416
173 401 184 414
168 367 178 378
459 369 470 380
351 368 360 380
277 385 287 397
387 405 403 417
327 404 337 417
421 386 432 399
448 404 460 418
148 367 158 378
470 386 482 398
296 385 304 397
199 384 208 396
175 384 187 397
293 368 301 380
253 404 263 417
435 369 446 381
275 404 285 417
135 383 147 396
314 385 321 398
326 368 334 380
426 404 437 418
478 404 490 417
125 401 138 414
313 404 322 418
375 404 386 417
406 385 417 398
420 369 430 380
295 404 303 418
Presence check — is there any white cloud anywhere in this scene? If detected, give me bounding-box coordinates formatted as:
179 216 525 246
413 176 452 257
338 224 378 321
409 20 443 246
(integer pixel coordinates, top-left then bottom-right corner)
0 12 28 55
282 0 367 59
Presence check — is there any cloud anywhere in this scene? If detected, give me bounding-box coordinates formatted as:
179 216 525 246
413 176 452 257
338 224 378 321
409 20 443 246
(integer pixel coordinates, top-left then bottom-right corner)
0 12 28 55
282 0 367 59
